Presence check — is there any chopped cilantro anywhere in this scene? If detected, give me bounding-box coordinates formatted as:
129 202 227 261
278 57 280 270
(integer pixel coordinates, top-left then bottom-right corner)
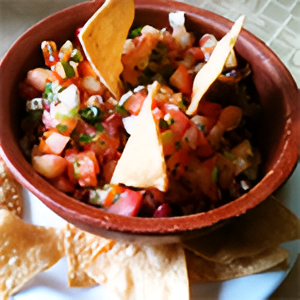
212 166 219 183
168 118 175 126
43 82 55 101
175 141 182 150
79 106 101 123
70 49 83 63
128 26 143 39
79 134 94 143
56 124 68 133
61 61 75 78
159 118 169 130
94 122 104 133
116 105 129 118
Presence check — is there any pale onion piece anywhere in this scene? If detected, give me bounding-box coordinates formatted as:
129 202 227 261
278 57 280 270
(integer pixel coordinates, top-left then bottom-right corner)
169 11 185 27
57 84 80 109
111 81 168 191
32 154 67 179
186 15 245 116
82 76 102 94
45 132 70 155
79 0 135 100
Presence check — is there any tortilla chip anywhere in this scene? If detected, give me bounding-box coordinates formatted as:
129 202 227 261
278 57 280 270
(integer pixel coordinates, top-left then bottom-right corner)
0 158 23 217
0 209 64 299
79 0 134 99
84 242 189 300
64 224 115 287
186 15 245 115
182 197 300 264
186 247 290 283
111 81 168 191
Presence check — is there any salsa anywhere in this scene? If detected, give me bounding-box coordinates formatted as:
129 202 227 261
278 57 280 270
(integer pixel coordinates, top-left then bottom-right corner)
19 19 261 218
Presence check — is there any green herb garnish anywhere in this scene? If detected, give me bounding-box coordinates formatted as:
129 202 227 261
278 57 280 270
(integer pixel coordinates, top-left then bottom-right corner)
79 106 102 123
79 134 94 144
128 26 143 39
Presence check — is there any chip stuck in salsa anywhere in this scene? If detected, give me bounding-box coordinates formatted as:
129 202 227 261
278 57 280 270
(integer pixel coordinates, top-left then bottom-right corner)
19 1 262 219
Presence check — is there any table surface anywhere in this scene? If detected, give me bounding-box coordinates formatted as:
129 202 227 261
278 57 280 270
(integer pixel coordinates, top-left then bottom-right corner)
0 1 299 299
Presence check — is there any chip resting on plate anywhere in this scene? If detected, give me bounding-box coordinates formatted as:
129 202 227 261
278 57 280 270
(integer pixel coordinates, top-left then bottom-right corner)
182 196 300 264
0 209 64 299
64 224 115 287
186 246 290 282
79 0 134 99
111 81 168 191
186 15 245 115
0 157 23 216
84 242 189 300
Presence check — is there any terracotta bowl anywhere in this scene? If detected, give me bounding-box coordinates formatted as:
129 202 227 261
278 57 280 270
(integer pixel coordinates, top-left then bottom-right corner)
0 0 298 244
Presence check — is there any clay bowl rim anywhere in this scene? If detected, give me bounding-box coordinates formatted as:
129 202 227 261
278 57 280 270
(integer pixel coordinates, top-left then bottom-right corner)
0 0 298 236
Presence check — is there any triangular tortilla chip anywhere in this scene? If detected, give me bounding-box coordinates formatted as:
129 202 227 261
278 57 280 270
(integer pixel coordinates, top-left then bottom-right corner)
186 247 289 283
84 242 189 300
111 81 168 191
64 224 115 287
186 15 245 115
0 209 64 299
182 197 300 264
0 158 23 217
79 0 135 99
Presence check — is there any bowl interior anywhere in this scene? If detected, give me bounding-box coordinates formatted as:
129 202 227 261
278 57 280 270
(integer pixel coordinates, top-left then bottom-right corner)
0 0 298 243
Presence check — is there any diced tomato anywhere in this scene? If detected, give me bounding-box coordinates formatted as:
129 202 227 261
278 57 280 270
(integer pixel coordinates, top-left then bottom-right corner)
106 189 143 217
122 31 160 86
197 100 222 120
169 64 193 95
77 60 98 78
102 160 118 183
163 105 191 141
65 150 100 187
152 107 164 122
195 136 215 158
182 125 199 150
191 115 217 135
123 90 147 115
84 132 120 162
185 47 205 61
167 149 191 179
102 113 124 137
51 174 76 193
161 129 176 156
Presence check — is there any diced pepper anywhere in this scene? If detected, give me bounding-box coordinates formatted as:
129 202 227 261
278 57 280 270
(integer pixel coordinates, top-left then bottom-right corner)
169 64 193 95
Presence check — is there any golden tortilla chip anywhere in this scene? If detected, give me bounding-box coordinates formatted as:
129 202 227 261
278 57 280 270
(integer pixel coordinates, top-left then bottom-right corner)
79 0 135 99
186 247 290 283
0 209 64 299
111 81 168 191
182 197 300 264
64 224 115 287
0 158 23 217
84 242 189 300
186 15 245 115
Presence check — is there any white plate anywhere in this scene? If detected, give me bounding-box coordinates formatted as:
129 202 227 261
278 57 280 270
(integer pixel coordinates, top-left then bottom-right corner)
12 164 300 300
